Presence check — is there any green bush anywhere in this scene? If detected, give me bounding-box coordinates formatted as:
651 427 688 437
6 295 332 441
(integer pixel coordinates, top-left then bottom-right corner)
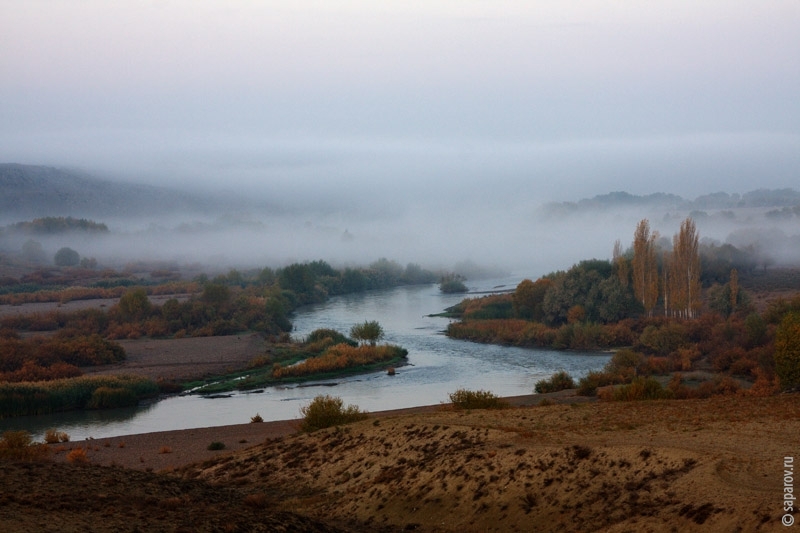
207 441 226 450
535 370 575 394
300 395 368 432
605 377 672 401
448 389 509 410
577 370 623 396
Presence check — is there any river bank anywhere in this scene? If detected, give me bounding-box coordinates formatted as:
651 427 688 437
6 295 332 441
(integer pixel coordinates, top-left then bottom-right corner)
43 390 587 471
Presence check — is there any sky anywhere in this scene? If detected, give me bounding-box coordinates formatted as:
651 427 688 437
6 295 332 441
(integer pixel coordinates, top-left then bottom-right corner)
2 1 800 273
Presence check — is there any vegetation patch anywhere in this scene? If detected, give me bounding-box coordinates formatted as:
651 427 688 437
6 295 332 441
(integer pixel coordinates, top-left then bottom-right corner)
300 395 368 432
448 388 509 410
535 370 575 394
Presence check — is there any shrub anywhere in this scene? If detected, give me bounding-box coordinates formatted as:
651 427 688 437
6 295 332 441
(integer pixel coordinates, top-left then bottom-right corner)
448 389 509 410
0 430 50 461
66 447 88 464
601 377 672 402
250 413 263 423
306 328 354 346
577 370 624 396
300 395 368 432
207 441 226 450
534 371 575 394
44 429 70 444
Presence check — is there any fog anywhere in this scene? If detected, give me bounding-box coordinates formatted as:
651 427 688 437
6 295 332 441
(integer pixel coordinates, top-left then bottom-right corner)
2 2 799 277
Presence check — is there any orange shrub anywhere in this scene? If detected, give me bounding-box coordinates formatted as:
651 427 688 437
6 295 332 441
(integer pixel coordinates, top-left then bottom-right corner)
66 447 89 464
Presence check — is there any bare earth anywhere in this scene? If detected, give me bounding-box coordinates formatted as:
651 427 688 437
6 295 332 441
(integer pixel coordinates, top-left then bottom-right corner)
87 333 267 382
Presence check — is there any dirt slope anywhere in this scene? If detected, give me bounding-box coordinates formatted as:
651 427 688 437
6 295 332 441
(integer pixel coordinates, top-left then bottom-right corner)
182 394 799 532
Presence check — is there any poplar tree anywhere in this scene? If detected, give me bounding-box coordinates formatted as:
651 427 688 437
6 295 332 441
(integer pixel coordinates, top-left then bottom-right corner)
632 220 659 316
669 217 701 318
612 239 630 287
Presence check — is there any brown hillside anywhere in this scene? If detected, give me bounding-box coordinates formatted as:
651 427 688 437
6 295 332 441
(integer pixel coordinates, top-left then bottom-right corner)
179 394 799 532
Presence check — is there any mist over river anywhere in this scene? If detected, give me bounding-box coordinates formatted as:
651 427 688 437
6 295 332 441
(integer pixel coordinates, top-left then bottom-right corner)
2 276 611 441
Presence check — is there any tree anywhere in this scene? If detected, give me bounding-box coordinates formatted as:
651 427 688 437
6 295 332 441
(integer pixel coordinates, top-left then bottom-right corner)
775 312 800 391
117 288 152 320
350 320 385 346
668 217 701 318
632 220 659 316
54 247 80 267
439 273 467 293
512 278 551 321
21 239 47 263
612 239 630 287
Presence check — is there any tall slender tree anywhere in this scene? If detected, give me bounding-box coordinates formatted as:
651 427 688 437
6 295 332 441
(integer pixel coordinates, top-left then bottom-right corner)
669 217 701 318
612 239 630 287
632 219 659 316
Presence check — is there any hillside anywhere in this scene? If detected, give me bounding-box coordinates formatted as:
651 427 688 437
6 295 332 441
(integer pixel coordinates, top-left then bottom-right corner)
0 163 254 222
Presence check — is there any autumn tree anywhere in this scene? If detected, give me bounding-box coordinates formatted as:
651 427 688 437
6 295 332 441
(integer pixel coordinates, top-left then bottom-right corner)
512 278 552 321
632 220 659 316
612 239 630 287
668 217 701 318
117 288 152 320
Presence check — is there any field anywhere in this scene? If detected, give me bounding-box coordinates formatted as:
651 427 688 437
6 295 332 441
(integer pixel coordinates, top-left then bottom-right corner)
2 392 797 532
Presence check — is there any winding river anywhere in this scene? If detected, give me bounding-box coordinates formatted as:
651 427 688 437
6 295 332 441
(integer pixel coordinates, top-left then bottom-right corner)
1 276 611 441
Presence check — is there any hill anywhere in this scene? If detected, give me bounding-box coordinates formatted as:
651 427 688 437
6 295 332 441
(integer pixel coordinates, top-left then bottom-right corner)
0 163 252 222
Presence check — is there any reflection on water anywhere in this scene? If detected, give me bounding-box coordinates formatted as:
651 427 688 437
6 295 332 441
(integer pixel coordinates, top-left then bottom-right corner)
1 277 610 441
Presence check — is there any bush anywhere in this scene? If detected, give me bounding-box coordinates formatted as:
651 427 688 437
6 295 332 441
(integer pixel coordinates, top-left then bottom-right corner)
535 371 575 394
0 430 50 461
207 441 226 450
44 429 70 444
250 413 263 423
66 448 89 463
601 377 672 402
448 389 509 410
300 395 368 432
577 370 625 396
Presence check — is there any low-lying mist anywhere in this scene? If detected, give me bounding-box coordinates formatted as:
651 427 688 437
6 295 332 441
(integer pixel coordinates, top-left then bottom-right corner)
4 176 800 282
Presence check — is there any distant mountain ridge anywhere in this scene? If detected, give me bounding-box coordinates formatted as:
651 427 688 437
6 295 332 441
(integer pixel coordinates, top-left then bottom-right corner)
543 189 800 216
0 163 253 222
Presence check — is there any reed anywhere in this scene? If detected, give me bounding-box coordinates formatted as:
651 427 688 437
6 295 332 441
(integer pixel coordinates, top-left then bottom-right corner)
0 374 159 418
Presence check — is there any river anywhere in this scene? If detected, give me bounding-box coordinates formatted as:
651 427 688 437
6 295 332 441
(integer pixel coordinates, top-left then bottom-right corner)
1 276 611 441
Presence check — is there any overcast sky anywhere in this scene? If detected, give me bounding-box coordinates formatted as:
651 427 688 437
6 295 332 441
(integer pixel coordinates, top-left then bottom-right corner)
2 1 799 206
